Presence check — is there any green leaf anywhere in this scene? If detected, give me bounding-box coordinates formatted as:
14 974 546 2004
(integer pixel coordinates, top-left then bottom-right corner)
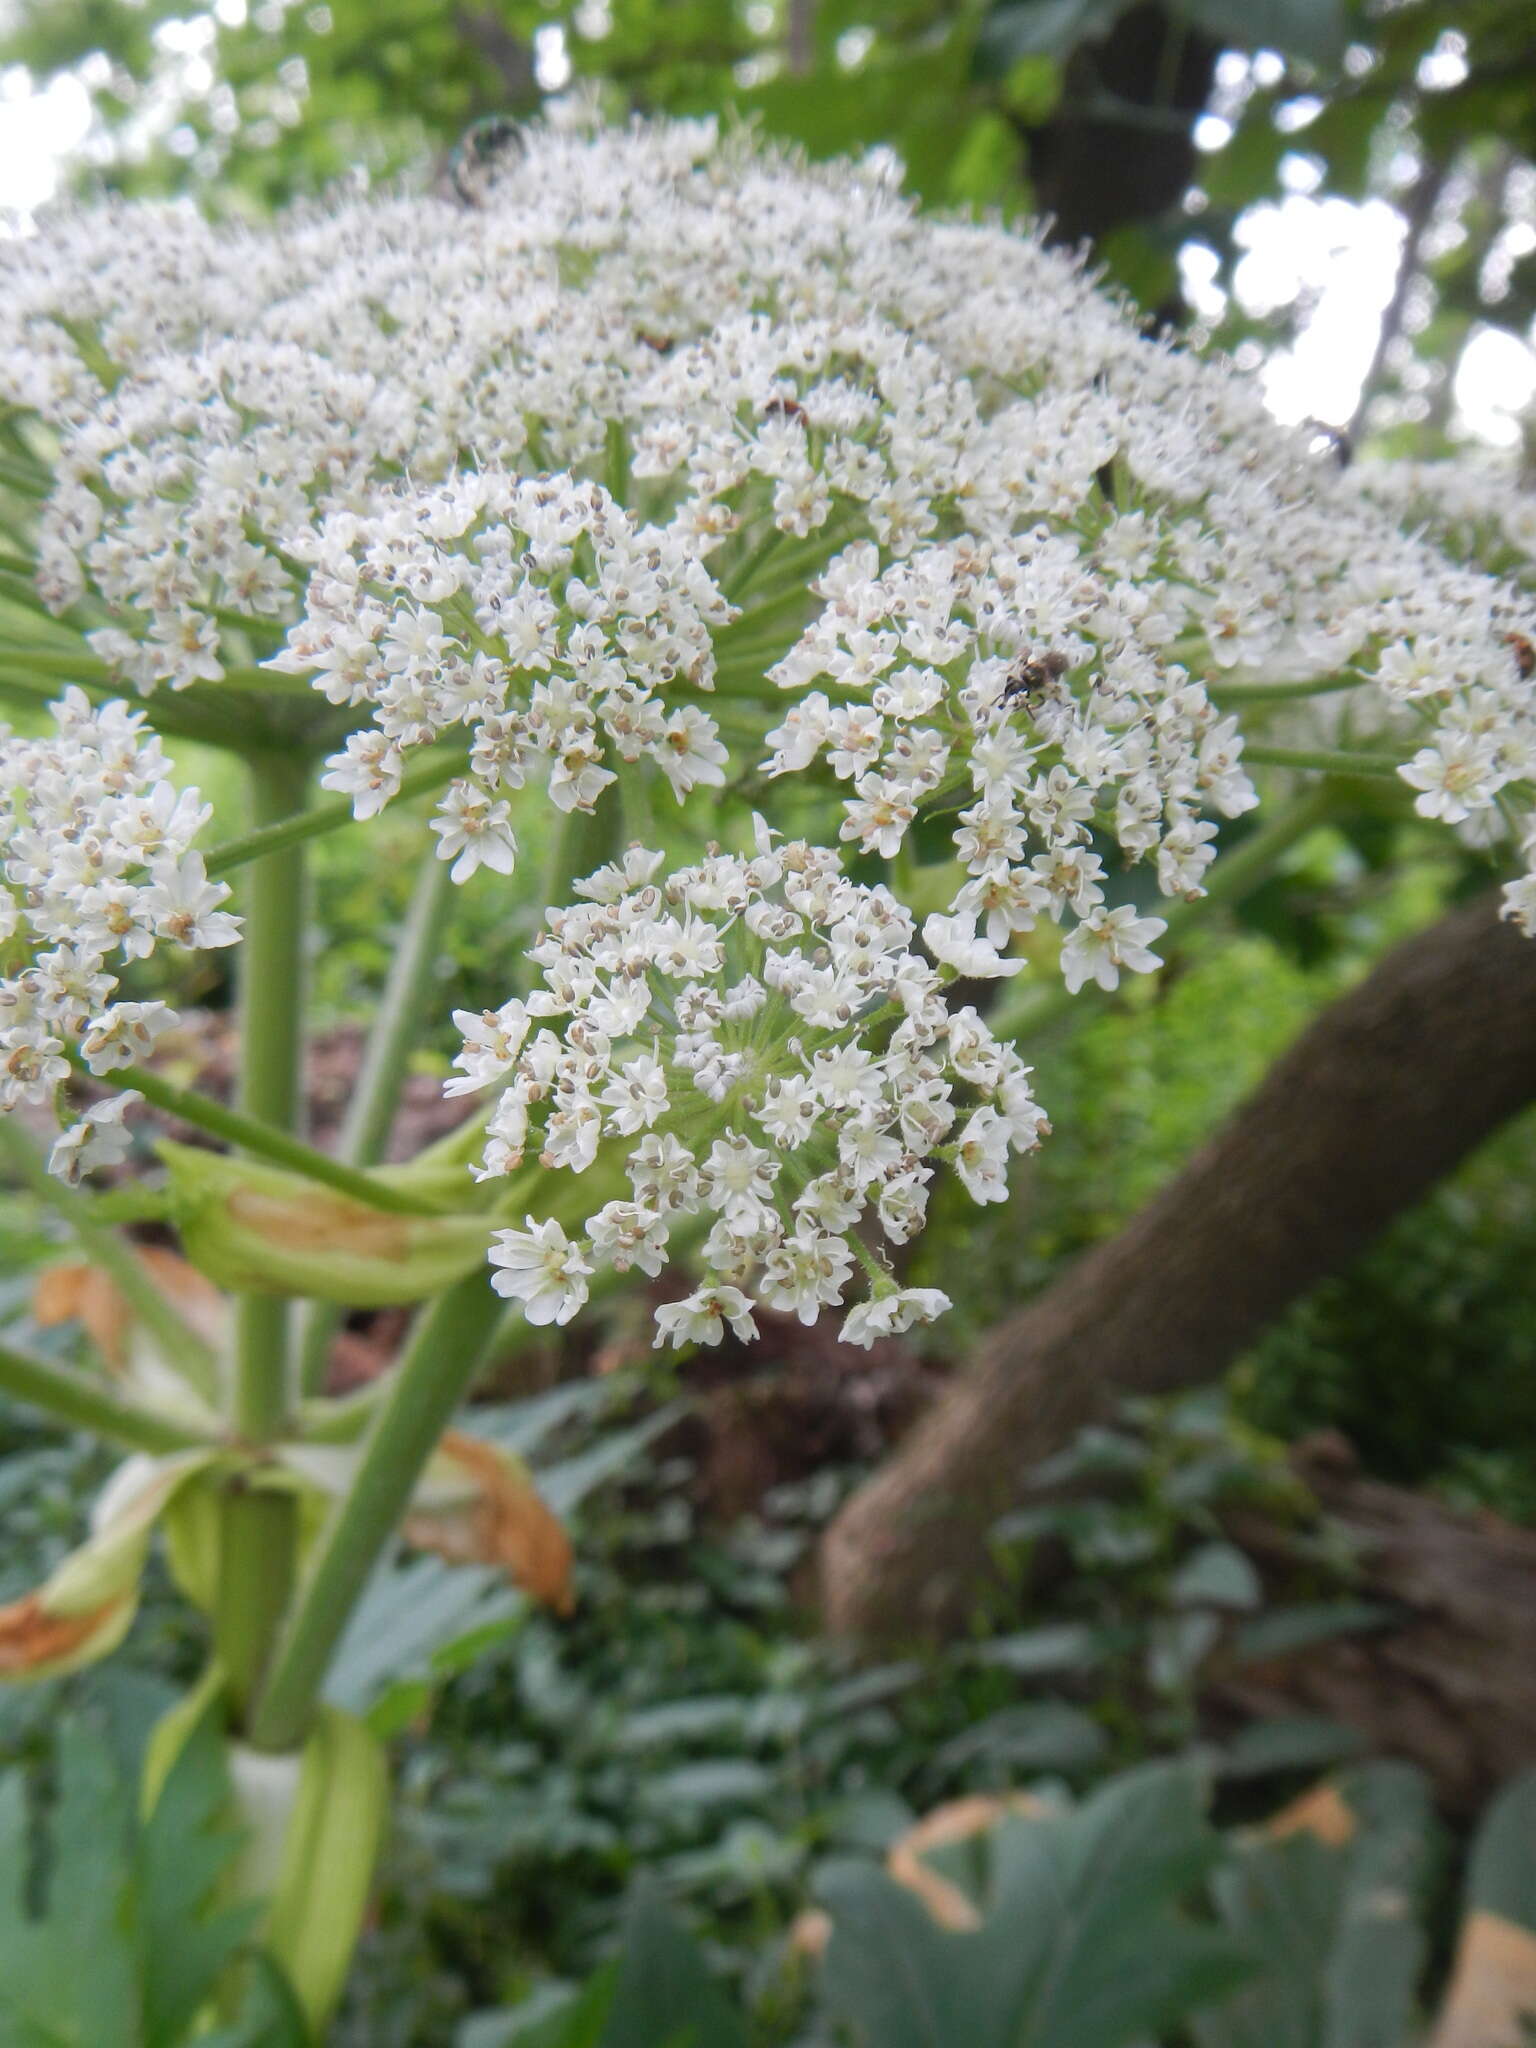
459 1970 618 2048
1147 1609 1222 1692
0 1711 269 2048
0 1723 138 2048
972 1622 1112 1676
1231 1602 1394 1664
639 1760 775 1810
931 1700 1108 1776
599 1880 747 2048
817 1761 1249 2048
1170 1543 1263 1612
327 1553 522 1723
1194 1762 1433 2048
198 1954 312 2048
975 0 1129 70
1462 1769 1536 1931
1186 0 1346 68
1214 1716 1366 1781
612 1697 755 1752
139 1718 262 2047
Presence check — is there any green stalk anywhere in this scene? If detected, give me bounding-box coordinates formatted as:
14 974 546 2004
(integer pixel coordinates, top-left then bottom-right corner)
0 1335 206 1453
215 1480 300 1719
294 853 455 1395
213 752 312 1731
1210 673 1367 704
248 1272 506 1751
0 665 259 752
232 750 311 1444
0 1115 220 1397
335 854 453 1169
205 748 466 877
98 1062 444 1216
252 783 618 1748
1243 742 1403 779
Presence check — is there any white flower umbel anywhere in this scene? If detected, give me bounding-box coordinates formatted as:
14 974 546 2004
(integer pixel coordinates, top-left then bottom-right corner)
0 693 235 1159
9 116 1534 942
460 830 1046 1349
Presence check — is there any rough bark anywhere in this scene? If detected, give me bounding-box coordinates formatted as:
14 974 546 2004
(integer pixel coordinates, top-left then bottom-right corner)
820 892 1536 1644
1210 1433 1536 1816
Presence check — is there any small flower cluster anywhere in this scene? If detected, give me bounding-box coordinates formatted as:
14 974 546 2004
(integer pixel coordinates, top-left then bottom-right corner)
269 468 732 866
0 691 236 1175
462 830 1046 1348
761 534 1246 981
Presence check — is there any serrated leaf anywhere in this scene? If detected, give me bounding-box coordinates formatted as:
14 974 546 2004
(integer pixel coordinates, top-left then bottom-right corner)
0 1722 138 2048
139 1718 261 2047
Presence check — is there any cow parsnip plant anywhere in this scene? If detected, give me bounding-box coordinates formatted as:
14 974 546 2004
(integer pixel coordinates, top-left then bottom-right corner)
2 113 1535 2028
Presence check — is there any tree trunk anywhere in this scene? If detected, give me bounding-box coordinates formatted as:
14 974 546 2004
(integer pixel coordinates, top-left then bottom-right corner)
1210 1433 1536 1816
820 893 1536 1644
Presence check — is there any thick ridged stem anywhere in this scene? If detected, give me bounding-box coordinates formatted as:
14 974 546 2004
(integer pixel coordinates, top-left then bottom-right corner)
248 1272 505 1751
295 852 454 1394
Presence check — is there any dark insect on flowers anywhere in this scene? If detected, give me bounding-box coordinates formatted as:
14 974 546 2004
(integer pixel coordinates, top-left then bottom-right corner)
1002 648 1071 708
448 116 524 206
762 395 809 425
1505 631 1535 680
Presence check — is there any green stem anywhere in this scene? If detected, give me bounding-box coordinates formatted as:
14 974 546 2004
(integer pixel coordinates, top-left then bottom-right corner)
1243 743 1404 779
215 753 312 1735
248 1272 507 1751
1210 673 1367 704
0 1335 206 1453
0 664 261 753
98 1063 443 1216
541 801 622 915
0 1116 220 1397
215 1481 299 1719
204 748 466 877
294 853 455 1395
232 751 311 1443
